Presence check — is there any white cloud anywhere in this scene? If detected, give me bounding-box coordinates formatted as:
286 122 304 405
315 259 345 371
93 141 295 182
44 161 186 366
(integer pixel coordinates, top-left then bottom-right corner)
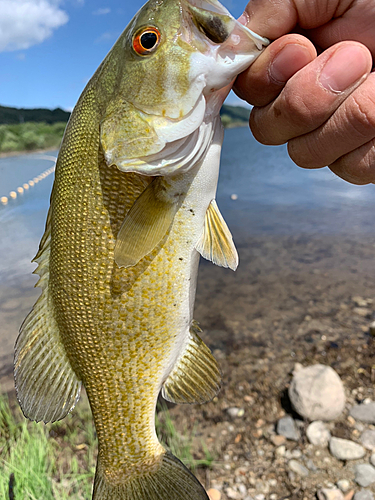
0 0 68 52
93 7 111 15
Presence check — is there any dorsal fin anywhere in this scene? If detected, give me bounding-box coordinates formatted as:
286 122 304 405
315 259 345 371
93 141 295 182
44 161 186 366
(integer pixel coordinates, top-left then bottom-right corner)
162 321 221 404
195 199 238 271
14 207 81 423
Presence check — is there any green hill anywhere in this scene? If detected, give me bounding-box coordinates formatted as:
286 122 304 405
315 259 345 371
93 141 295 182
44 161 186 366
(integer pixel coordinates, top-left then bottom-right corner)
0 105 70 125
220 104 250 128
0 103 249 154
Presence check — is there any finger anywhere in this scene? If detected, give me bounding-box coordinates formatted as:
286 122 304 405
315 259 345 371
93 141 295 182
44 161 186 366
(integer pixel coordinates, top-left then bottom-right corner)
329 138 375 185
234 35 317 107
240 0 337 41
288 73 375 169
250 42 372 146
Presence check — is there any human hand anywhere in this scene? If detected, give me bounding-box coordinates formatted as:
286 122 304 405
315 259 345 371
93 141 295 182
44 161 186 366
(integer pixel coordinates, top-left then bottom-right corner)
234 0 375 184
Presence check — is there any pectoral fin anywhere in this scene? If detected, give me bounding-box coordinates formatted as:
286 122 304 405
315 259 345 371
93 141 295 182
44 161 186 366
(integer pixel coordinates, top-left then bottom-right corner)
114 178 179 268
195 199 238 271
162 321 221 404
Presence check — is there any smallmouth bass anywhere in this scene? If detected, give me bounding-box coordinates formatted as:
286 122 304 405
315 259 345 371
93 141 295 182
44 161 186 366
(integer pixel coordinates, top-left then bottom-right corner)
14 0 268 498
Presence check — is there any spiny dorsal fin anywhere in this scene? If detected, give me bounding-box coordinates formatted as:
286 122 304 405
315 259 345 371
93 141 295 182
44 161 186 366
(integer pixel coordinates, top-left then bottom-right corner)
14 211 81 423
195 199 238 271
162 321 221 405
114 178 179 268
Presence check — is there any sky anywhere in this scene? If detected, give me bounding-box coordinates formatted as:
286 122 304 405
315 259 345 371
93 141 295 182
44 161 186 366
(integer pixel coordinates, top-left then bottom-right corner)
0 0 249 111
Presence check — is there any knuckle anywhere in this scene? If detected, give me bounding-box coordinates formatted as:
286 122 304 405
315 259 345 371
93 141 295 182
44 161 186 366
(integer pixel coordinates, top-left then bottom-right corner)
347 93 375 139
287 136 327 169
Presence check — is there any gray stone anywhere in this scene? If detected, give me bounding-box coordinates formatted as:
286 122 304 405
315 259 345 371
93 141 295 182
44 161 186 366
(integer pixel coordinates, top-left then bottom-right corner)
276 415 300 441
354 491 374 500
288 459 309 477
329 437 366 460
371 453 375 466
336 479 351 493
360 429 375 450
350 402 375 424
288 364 346 421
306 421 331 446
317 489 344 500
354 464 375 487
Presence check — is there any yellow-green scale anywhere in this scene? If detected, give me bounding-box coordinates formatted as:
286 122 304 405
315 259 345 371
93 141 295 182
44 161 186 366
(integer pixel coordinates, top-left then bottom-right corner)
50 92 193 484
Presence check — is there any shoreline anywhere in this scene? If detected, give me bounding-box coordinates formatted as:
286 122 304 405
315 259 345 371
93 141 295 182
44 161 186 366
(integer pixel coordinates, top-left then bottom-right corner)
0 147 58 159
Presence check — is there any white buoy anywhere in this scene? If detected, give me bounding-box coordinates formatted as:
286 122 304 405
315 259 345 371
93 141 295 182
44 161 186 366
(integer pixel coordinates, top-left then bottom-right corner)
9 191 17 199
1 196 8 205
17 187 24 194
28 180 34 187
230 194 238 200
23 183 29 190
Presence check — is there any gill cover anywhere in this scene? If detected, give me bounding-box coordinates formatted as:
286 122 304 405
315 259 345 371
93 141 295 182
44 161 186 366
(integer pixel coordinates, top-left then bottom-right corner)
100 0 268 176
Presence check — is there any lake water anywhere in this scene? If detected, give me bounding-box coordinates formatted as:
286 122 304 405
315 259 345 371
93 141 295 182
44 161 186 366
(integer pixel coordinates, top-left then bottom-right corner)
0 127 374 389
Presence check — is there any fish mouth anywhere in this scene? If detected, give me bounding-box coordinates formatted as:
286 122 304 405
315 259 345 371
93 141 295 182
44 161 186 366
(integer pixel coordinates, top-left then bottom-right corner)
185 0 268 50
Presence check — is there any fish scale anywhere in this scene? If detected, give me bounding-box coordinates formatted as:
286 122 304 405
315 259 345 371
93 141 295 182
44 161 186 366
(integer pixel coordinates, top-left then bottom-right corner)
14 0 268 497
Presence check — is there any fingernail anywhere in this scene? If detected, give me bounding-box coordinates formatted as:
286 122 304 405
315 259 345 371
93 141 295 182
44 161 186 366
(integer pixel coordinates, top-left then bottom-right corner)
270 44 313 84
320 45 369 92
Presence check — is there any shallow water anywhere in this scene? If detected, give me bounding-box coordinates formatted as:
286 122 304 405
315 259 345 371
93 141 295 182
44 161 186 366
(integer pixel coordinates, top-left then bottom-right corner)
0 128 374 390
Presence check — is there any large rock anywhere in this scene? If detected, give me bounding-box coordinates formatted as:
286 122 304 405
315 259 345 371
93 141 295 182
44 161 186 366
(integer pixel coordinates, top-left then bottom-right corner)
288 364 346 421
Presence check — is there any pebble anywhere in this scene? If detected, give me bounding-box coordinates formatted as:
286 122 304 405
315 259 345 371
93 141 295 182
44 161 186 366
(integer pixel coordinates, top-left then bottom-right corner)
227 407 245 419
275 445 286 457
354 491 374 500
208 489 221 500
344 491 355 500
369 321 375 337
288 459 309 477
276 415 300 441
288 364 346 421
254 495 265 500
270 434 286 446
353 307 372 317
226 487 240 499
317 488 344 500
354 463 375 487
350 402 375 424
329 437 366 460
371 453 375 466
360 429 375 450
306 421 331 446
337 480 351 493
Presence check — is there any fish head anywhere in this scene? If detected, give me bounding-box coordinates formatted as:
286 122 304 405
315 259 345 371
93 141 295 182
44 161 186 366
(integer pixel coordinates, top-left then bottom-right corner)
99 0 268 174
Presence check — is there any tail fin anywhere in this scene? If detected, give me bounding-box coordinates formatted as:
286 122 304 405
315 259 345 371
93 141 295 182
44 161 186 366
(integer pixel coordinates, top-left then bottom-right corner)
93 451 209 500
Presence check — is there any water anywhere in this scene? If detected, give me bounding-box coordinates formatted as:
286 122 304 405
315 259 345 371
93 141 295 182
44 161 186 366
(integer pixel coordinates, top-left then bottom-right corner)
0 129 374 388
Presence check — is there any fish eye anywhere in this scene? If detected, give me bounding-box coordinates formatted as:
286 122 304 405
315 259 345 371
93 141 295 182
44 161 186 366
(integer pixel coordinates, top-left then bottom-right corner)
133 27 161 55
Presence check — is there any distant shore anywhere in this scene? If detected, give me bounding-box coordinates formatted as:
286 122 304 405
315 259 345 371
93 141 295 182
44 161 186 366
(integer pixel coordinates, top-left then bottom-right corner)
0 147 58 159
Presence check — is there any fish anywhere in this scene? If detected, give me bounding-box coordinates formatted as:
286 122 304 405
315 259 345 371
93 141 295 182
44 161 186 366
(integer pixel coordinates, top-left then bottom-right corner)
14 0 268 498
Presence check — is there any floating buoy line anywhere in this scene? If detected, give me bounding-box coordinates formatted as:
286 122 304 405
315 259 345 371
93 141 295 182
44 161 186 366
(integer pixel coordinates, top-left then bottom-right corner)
1 155 57 206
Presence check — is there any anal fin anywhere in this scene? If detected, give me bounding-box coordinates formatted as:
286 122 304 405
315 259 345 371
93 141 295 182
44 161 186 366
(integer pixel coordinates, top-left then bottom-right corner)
195 199 238 271
162 321 221 405
14 223 81 423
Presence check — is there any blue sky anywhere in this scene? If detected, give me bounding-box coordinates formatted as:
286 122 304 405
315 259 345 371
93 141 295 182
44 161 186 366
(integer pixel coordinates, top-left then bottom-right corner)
0 0 247 111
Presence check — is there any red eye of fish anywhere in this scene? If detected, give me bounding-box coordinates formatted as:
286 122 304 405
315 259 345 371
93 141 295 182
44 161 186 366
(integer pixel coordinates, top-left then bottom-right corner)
133 27 161 55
